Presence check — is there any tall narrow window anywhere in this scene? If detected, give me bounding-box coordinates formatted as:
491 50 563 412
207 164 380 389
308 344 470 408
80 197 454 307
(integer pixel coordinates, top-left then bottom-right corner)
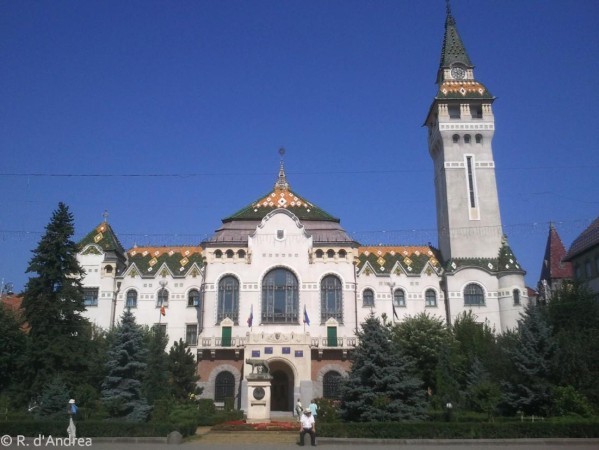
425 289 437 307
513 289 521 305
262 268 298 323
466 156 476 208
188 289 200 307
464 283 484 306
321 275 343 323
393 289 406 307
218 276 239 323
126 289 138 308
362 289 374 307
157 288 169 307
215 371 235 403
186 324 198 346
323 371 342 400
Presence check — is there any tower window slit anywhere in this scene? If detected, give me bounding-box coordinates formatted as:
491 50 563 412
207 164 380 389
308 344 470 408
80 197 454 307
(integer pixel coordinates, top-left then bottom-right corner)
466 156 476 208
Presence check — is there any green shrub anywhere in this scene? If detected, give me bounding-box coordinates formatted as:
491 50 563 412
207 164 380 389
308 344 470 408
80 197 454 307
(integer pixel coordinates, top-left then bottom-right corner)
553 386 594 418
314 398 340 423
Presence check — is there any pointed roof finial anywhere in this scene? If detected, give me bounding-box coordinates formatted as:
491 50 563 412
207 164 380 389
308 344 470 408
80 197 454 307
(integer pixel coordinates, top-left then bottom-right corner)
275 147 290 190
103 210 109 223
446 0 452 17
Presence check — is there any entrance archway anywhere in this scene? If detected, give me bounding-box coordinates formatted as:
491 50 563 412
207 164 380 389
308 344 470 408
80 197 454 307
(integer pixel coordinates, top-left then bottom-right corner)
268 360 295 412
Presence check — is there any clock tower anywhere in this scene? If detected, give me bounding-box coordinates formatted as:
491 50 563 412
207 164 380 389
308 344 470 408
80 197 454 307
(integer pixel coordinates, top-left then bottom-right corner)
424 5 503 261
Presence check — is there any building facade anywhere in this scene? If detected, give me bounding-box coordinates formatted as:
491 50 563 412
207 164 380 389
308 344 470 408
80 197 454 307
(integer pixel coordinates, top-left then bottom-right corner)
77 8 528 411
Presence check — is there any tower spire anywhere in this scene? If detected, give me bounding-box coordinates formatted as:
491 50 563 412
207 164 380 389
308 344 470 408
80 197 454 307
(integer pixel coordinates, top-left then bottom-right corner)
274 147 290 190
437 2 473 84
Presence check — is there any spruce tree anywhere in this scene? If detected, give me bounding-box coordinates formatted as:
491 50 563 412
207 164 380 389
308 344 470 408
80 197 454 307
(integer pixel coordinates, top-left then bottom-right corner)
101 309 151 421
502 303 555 415
21 202 91 396
0 305 26 396
142 326 170 404
37 375 70 418
340 314 427 422
168 339 200 401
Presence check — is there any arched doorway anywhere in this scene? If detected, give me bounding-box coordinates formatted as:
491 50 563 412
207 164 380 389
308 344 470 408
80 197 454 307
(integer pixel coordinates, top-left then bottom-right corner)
268 360 295 412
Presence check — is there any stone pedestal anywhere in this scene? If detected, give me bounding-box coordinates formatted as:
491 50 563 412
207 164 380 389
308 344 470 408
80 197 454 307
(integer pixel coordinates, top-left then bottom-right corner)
246 379 272 423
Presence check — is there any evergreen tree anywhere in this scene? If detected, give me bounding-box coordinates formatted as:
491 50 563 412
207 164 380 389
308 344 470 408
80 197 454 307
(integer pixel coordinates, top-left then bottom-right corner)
452 311 496 373
340 315 427 422
0 305 26 396
502 303 555 415
465 358 501 421
391 312 455 393
37 375 70 418
21 203 91 396
101 309 151 421
168 339 200 401
546 283 599 407
142 326 170 404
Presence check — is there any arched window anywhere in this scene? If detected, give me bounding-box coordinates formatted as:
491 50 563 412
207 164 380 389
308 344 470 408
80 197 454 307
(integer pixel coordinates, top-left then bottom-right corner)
326 249 335 258
214 250 223 259
226 249 234 259
105 265 113 274
393 289 406 307
188 289 200 307
475 134 483 144
315 249 324 259
323 371 342 400
262 268 298 323
363 289 374 307
214 371 235 403
237 249 246 259
321 275 343 323
157 288 169 307
425 289 437 307
218 276 239 323
513 289 521 305
338 249 347 258
452 134 460 143
464 134 471 144
464 283 484 306
126 289 138 308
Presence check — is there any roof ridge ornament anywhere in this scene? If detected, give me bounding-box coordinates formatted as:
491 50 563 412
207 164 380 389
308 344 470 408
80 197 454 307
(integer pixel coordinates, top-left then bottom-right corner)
274 147 290 190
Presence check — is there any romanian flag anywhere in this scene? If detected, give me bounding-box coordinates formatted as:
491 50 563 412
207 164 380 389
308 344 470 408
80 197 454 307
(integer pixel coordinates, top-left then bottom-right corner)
160 306 166 316
303 305 310 326
247 305 253 327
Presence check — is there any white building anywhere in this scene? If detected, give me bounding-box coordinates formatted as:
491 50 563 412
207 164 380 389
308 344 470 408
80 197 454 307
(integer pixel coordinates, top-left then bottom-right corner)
77 7 528 411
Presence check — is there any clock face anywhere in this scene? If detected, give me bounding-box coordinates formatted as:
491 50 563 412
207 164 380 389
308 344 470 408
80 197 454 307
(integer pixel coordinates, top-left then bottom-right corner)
451 66 465 80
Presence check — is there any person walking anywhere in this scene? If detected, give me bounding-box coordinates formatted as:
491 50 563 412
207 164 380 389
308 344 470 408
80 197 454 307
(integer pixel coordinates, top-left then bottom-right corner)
295 398 303 421
66 399 78 443
308 399 318 419
298 408 316 446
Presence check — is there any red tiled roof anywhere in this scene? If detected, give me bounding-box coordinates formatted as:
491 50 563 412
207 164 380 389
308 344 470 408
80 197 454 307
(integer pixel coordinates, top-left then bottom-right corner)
565 217 599 261
539 223 573 282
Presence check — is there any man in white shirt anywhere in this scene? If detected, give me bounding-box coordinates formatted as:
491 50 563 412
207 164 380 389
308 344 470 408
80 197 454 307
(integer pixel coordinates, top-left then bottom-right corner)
298 409 316 446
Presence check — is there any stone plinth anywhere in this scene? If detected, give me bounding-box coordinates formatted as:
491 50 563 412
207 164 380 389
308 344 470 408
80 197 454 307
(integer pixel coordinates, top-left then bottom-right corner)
246 379 272 423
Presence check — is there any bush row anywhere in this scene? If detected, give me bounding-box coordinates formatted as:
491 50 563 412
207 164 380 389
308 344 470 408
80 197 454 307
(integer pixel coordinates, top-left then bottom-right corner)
318 419 599 439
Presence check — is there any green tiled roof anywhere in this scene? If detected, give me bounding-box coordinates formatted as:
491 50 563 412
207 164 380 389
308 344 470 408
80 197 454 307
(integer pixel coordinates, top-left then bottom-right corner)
445 239 525 275
78 222 125 255
439 12 472 72
356 246 442 276
126 246 204 278
224 189 339 223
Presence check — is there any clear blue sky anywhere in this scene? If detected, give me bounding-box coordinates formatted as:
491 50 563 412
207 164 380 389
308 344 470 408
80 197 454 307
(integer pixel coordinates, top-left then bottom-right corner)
1 0 598 293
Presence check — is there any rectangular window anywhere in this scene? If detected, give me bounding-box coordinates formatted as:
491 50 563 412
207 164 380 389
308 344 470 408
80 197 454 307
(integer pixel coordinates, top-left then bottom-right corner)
327 326 338 347
186 324 198 346
470 104 483 119
83 287 99 307
221 326 232 347
448 105 460 119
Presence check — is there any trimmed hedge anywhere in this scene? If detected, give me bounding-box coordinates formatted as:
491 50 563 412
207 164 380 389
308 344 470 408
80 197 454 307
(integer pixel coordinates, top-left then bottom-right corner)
0 420 187 438
318 419 599 439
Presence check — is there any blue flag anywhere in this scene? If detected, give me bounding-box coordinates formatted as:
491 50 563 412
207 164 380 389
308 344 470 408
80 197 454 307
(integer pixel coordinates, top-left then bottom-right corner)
247 305 253 327
303 305 310 326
